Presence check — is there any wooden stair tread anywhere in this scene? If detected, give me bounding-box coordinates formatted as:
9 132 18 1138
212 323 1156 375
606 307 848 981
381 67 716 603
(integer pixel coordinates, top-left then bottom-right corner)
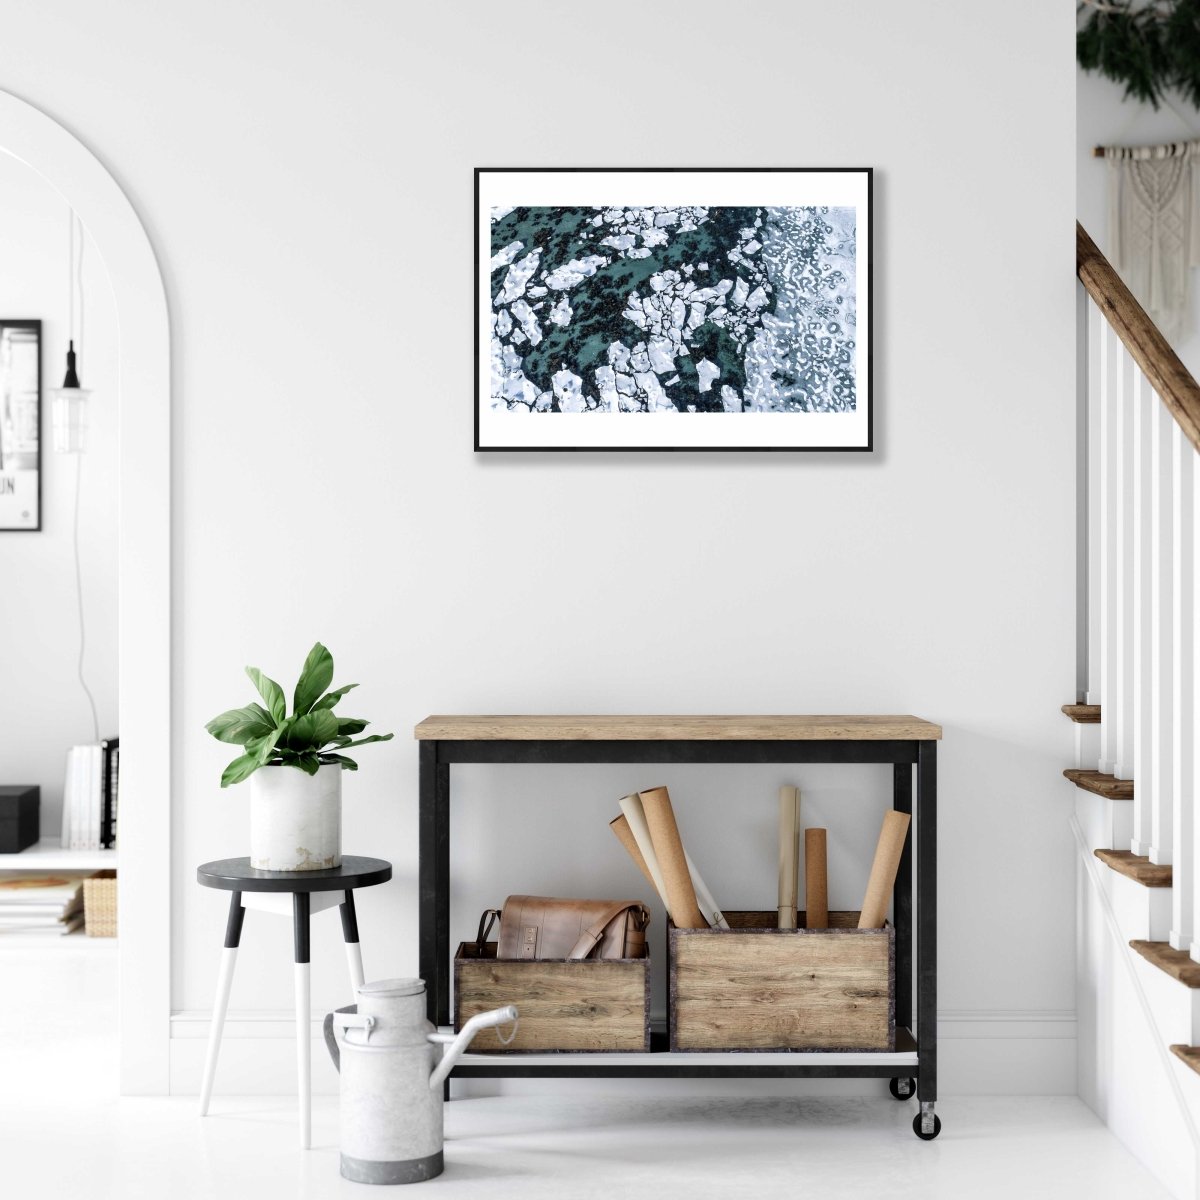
1094 849 1172 887
1170 1045 1200 1076
1063 769 1134 799
1062 704 1101 724
1130 941 1200 987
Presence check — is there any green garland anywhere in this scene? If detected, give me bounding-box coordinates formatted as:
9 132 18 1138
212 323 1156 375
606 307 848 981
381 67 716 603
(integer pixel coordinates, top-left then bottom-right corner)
1078 0 1200 109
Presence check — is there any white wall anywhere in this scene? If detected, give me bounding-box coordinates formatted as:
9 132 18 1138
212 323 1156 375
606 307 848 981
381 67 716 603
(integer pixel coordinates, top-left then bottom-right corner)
0 152 117 835
1078 68 1200 374
0 1 1076 1093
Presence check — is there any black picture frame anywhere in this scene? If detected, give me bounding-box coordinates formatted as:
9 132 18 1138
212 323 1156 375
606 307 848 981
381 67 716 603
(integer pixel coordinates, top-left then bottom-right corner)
475 168 872 453
0 319 43 529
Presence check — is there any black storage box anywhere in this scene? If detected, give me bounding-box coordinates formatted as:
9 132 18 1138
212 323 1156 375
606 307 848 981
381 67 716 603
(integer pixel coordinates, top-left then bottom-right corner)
0 786 39 853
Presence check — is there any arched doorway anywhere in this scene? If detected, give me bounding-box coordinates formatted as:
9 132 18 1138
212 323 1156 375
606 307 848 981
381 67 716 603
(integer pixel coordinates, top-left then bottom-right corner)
0 89 171 1094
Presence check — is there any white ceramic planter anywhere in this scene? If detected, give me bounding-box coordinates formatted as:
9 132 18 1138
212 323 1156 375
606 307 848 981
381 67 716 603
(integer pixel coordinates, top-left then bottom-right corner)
250 762 342 871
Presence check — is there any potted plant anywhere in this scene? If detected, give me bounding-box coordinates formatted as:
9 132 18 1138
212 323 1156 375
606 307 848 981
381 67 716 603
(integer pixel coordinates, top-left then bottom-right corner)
205 642 393 871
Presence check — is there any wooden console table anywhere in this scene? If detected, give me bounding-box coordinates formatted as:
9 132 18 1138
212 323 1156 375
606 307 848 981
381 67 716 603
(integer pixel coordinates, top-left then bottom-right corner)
414 714 942 1139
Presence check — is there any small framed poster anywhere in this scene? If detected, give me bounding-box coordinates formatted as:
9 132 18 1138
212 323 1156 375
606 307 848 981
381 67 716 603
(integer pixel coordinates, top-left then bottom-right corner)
476 168 871 452
0 320 41 529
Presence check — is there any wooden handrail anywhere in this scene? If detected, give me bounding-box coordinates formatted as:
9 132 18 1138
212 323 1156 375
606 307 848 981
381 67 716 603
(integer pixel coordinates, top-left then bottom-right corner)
1077 221 1200 454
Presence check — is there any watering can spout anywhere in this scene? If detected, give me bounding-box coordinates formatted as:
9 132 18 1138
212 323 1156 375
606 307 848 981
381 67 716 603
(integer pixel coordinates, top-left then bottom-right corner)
428 1006 518 1090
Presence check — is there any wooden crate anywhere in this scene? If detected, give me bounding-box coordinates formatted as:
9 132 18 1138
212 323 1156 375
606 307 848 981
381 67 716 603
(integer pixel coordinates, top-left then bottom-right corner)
669 910 894 1052
454 941 650 1053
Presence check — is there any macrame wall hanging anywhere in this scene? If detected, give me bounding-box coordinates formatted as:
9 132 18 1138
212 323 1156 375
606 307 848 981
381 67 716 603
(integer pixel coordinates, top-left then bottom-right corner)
1098 139 1200 341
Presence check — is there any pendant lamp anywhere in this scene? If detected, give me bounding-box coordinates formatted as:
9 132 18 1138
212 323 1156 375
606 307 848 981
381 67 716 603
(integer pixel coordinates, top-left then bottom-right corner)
50 212 93 454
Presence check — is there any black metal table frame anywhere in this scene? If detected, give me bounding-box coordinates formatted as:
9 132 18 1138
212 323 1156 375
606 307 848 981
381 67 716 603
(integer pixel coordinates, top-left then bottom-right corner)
418 737 935 1114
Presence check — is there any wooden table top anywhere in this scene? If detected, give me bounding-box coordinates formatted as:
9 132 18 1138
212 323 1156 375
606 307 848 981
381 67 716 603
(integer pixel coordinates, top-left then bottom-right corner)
413 715 942 742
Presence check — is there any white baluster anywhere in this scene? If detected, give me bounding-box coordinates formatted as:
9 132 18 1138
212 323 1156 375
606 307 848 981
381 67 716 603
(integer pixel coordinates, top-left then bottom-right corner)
1188 441 1200 964
1131 370 1155 851
1099 322 1120 777
1114 347 1136 781
1149 400 1176 865
1087 299 1103 709
1170 426 1195 946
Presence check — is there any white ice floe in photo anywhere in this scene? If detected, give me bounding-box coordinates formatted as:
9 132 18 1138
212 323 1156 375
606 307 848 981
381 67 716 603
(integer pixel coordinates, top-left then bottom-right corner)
543 255 609 291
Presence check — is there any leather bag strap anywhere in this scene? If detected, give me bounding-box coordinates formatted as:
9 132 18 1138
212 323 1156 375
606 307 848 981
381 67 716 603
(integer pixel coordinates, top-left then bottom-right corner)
475 908 501 954
566 901 649 960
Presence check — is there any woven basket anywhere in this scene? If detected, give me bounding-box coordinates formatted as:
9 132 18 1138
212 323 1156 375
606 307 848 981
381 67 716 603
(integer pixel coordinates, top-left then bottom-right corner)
83 870 117 938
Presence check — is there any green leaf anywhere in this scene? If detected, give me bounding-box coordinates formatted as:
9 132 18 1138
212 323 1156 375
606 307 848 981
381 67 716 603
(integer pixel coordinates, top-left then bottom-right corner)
220 752 261 787
293 642 335 716
249 726 284 765
336 717 369 737
319 753 359 771
294 752 321 776
336 733 394 751
281 708 340 753
245 667 286 724
312 683 358 712
206 703 275 746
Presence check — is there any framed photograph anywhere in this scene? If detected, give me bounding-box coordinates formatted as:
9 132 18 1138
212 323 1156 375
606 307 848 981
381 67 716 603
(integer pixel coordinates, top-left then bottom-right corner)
476 168 871 452
0 320 42 529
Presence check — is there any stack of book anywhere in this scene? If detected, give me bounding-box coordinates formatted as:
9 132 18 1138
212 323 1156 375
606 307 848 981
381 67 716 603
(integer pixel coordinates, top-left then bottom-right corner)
61 738 119 851
0 872 88 935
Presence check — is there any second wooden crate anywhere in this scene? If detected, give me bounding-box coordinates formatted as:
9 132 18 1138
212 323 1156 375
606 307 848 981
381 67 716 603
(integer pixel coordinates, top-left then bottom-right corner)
670 910 894 1051
454 941 650 1052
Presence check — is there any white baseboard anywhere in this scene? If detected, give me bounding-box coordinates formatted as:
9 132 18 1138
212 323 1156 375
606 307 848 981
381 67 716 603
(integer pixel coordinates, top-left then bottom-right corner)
169 1009 1076 1098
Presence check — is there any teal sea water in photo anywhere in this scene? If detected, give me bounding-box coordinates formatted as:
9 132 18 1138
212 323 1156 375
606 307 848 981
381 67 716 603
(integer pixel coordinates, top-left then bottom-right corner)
488 205 856 415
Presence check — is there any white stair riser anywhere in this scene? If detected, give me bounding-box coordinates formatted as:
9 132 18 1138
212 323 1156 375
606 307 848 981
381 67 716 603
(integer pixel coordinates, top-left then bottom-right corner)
1076 791 1134 856
1130 955 1200 1046
1073 722 1101 771
1106 871 1172 943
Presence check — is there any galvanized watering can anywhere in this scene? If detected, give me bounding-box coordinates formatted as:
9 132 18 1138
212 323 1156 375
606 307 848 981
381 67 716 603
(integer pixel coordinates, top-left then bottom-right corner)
324 977 517 1185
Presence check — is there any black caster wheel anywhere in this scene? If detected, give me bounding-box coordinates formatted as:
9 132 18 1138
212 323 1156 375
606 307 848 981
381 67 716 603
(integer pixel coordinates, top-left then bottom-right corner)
913 1113 942 1141
889 1077 915 1101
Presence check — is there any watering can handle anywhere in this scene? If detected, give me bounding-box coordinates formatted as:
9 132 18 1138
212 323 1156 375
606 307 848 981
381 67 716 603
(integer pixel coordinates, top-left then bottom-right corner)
323 1012 340 1073
324 1004 374 1072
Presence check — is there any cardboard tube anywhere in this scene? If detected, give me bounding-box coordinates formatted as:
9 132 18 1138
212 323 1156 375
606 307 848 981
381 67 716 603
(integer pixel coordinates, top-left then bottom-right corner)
638 786 708 928
805 828 828 930
617 794 670 909
685 850 730 930
610 813 661 899
858 811 911 928
778 786 799 929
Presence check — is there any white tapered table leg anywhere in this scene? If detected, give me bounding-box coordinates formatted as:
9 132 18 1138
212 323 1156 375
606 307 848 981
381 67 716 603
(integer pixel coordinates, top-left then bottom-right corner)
340 890 365 995
294 961 311 1149
200 892 244 1116
293 891 311 1150
345 940 365 993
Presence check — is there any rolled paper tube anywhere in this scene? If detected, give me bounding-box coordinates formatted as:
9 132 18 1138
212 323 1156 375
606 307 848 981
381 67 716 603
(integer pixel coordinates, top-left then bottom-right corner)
617 795 727 927
683 849 730 930
638 785 708 929
805 828 828 930
609 813 662 899
778 786 799 929
858 810 912 929
617 794 671 911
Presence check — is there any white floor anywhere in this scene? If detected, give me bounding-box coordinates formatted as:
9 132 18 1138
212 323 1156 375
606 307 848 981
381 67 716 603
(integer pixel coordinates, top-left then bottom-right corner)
0 1091 1174 1200
0 944 1176 1199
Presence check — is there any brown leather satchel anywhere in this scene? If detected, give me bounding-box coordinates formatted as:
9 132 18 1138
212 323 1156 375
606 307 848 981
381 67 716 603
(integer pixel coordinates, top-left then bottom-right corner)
474 895 650 961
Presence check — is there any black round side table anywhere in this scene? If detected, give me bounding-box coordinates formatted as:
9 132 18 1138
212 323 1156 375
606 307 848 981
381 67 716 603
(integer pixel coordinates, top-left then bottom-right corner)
196 856 391 1148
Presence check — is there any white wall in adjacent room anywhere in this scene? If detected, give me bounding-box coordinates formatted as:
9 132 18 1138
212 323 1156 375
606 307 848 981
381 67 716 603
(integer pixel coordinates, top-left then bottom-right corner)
0 1 1075 1093
0 152 118 836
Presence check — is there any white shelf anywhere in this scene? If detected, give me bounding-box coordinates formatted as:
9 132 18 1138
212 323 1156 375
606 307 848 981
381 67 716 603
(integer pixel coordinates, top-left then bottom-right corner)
0 837 117 871
0 930 116 948
439 1026 919 1070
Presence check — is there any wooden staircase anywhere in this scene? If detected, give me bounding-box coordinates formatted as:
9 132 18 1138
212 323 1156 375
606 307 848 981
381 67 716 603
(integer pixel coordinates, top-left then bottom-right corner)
1067 703 1199 1078
1073 222 1200 1092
